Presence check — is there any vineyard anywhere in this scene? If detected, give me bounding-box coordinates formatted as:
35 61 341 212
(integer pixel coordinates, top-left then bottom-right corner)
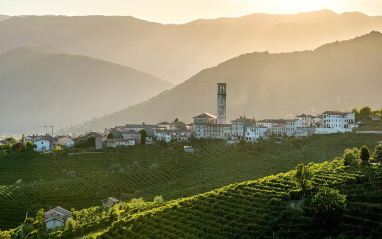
6 155 378 239
0 133 381 232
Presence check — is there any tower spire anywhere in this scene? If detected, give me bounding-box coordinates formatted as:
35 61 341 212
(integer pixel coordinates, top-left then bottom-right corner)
217 83 227 124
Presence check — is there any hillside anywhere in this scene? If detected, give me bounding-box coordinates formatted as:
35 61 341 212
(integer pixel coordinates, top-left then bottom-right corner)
0 133 380 230
0 15 10 23
0 10 381 83
77 32 382 132
0 46 173 135
3 142 382 238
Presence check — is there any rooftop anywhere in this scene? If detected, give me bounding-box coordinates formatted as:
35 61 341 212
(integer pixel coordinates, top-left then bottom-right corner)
193 112 217 119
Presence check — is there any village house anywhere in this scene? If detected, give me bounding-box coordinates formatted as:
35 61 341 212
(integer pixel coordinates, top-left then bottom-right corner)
145 137 153 145
177 129 192 143
245 125 268 142
257 119 286 128
296 114 312 128
106 138 136 147
269 124 287 136
316 111 355 134
157 122 170 130
44 206 72 230
34 139 50 152
122 130 142 144
285 119 303 135
52 136 73 147
156 130 178 143
231 118 253 139
101 197 120 207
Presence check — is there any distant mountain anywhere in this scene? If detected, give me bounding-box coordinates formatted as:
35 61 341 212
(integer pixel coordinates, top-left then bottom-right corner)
0 10 381 83
0 46 173 135
77 32 382 132
0 15 10 23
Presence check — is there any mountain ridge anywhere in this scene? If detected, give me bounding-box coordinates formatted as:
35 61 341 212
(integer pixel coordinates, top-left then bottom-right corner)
1 10 382 83
70 31 382 133
0 46 174 135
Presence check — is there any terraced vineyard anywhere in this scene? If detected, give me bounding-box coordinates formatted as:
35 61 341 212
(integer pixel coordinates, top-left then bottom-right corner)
0 133 381 231
16 158 378 238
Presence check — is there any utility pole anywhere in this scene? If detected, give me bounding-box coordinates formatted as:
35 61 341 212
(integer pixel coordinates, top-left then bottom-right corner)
37 125 54 138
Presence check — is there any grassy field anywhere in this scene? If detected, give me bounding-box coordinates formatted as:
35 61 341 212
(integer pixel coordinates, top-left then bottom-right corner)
0 133 381 230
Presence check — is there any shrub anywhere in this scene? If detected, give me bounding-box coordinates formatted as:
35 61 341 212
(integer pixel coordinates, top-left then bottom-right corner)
131 197 144 203
311 187 346 227
154 195 164 203
343 149 357 166
359 145 370 163
65 218 76 231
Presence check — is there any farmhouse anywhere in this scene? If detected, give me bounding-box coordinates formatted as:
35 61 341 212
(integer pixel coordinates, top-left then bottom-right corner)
44 206 72 230
34 139 50 152
101 197 120 207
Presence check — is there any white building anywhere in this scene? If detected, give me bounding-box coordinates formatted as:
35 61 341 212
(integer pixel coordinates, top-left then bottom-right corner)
34 140 50 152
106 139 135 147
156 130 177 143
296 114 312 128
285 119 303 135
245 125 268 142
231 118 253 139
316 111 355 134
257 119 286 128
44 207 72 230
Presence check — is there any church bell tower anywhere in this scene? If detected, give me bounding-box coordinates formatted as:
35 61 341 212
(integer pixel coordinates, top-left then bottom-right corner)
217 83 227 124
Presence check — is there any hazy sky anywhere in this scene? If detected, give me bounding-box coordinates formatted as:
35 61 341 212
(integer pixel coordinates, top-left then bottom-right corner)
1 0 382 23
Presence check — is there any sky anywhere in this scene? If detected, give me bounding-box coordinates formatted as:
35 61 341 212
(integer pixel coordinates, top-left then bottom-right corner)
0 0 382 24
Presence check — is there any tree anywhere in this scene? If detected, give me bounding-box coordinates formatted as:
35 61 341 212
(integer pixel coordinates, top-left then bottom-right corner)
140 129 147 145
311 187 346 227
20 134 25 142
174 118 179 122
12 142 25 151
154 195 164 203
373 145 382 162
351 108 360 121
291 164 314 193
107 133 114 139
34 209 45 229
86 136 96 147
65 218 76 231
359 106 371 119
343 149 357 166
359 145 370 163
25 141 37 152
5 137 16 144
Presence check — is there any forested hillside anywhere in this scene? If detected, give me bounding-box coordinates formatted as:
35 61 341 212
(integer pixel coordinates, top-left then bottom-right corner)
0 133 380 231
75 32 382 133
0 46 173 135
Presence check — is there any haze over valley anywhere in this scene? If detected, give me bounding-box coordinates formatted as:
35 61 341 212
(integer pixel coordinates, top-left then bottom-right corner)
0 10 381 84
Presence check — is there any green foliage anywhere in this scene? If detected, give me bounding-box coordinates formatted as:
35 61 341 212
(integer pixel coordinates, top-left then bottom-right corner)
4 137 16 143
34 209 45 229
359 106 371 120
311 187 346 226
131 197 144 203
86 136 96 147
343 149 357 166
359 145 370 163
0 133 381 231
291 164 313 192
153 195 164 203
107 133 114 139
65 218 76 231
25 141 37 152
373 145 382 162
139 129 147 145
